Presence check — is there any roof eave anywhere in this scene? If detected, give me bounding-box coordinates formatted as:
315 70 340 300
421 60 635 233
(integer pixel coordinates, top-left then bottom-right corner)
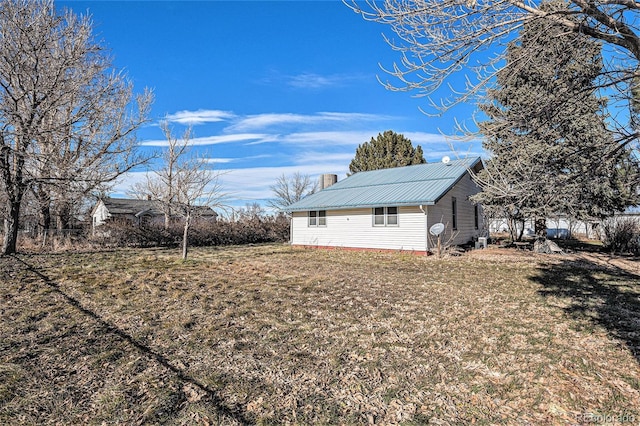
286 200 437 212
431 157 482 205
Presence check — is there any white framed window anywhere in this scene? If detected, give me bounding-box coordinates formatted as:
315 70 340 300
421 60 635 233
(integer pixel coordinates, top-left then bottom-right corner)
373 206 398 226
308 210 326 227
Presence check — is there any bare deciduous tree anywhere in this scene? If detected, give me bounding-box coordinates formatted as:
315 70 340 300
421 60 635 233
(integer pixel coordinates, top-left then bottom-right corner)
471 1 640 241
345 0 640 142
0 0 152 254
268 172 317 212
131 121 191 230
235 202 266 220
131 122 223 260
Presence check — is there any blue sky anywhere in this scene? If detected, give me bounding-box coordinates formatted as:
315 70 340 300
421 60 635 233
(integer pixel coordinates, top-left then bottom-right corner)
58 0 481 212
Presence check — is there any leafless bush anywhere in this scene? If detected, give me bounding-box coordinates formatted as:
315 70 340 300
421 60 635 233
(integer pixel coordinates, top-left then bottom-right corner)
190 215 289 246
90 214 290 249
601 217 640 255
90 220 177 248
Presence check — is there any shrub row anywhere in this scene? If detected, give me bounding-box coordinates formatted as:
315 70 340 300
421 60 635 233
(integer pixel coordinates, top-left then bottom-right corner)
91 215 290 248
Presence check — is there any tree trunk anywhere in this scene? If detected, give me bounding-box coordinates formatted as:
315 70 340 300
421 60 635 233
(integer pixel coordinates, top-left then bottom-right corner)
507 217 516 241
516 219 525 241
2 200 21 255
56 203 71 231
534 217 547 238
39 203 51 236
508 217 525 241
34 187 51 236
182 210 191 261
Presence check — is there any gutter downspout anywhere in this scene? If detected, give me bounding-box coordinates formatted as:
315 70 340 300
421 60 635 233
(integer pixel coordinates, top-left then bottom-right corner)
289 213 293 245
419 205 428 254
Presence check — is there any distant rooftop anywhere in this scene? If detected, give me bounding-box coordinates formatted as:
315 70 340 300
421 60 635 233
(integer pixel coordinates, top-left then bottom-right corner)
100 197 217 217
623 205 640 215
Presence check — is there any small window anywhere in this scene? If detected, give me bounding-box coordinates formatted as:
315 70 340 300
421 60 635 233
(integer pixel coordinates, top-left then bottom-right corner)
318 210 326 226
474 205 479 230
452 197 458 230
308 210 326 227
387 206 398 225
374 207 385 225
373 206 399 226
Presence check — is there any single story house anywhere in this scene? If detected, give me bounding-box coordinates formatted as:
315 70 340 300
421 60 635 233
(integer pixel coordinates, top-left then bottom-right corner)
91 197 217 230
285 157 485 254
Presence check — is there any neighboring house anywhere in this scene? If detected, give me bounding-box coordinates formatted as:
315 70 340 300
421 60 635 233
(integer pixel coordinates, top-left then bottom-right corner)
285 157 485 254
488 217 590 239
616 205 640 220
91 197 217 230
488 205 640 239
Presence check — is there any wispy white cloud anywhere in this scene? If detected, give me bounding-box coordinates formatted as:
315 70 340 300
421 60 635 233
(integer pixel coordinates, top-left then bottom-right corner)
164 109 235 125
110 171 151 198
205 154 274 165
292 151 354 165
110 158 350 209
403 132 452 145
286 72 362 89
126 108 483 211
247 130 376 147
206 158 236 164
219 162 349 208
227 112 390 132
260 71 365 90
141 133 270 146
288 73 336 89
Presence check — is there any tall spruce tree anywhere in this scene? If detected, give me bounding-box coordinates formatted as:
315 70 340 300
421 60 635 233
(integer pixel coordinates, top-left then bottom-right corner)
473 0 639 239
349 130 425 174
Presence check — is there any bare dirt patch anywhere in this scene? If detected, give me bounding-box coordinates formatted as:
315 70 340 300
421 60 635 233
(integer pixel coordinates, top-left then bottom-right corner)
1 244 639 424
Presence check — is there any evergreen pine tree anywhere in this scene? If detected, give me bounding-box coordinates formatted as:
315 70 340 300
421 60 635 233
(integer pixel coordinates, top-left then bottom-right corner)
349 130 426 174
473 0 639 238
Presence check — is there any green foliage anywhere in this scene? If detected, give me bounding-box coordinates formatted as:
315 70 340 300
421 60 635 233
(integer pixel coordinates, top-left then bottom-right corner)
473 0 639 233
349 130 425 174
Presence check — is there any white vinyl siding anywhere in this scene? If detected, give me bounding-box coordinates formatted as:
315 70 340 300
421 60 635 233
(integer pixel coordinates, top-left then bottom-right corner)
291 206 427 252
91 201 110 227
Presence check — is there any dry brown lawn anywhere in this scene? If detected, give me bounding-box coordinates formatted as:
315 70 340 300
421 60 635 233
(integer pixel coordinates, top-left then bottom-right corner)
1 244 639 425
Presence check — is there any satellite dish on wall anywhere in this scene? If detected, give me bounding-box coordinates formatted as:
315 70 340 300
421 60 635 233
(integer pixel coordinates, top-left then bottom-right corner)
429 223 445 236
441 156 451 165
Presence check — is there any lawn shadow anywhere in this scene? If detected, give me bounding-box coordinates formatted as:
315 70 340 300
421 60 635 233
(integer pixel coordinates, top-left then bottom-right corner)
532 254 640 363
11 254 255 425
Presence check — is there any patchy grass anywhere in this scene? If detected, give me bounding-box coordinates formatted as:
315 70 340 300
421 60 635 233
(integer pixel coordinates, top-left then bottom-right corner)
1 244 639 424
